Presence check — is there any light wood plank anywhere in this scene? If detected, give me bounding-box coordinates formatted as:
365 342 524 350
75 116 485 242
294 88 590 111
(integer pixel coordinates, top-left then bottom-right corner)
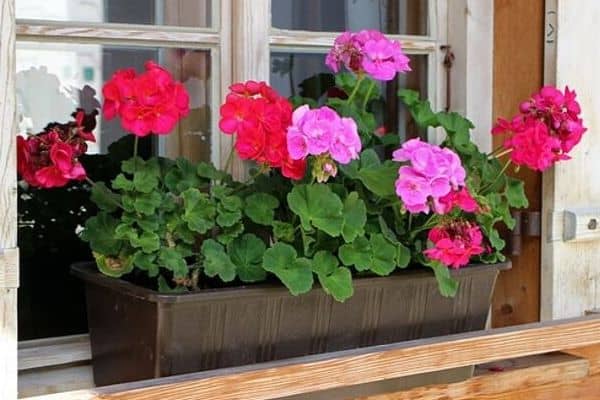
565 344 600 376
23 316 600 400
352 353 588 400
269 29 436 53
0 247 18 289
18 334 91 371
19 365 94 399
0 0 18 399
16 22 220 47
541 0 600 320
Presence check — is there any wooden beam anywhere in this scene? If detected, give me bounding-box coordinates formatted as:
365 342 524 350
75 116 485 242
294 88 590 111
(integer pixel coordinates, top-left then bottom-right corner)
0 0 17 399
24 316 600 400
18 334 91 371
353 353 589 400
0 247 18 289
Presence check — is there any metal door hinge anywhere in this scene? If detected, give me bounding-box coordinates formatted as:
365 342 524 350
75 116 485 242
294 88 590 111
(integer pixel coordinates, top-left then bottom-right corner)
508 211 541 256
0 247 19 289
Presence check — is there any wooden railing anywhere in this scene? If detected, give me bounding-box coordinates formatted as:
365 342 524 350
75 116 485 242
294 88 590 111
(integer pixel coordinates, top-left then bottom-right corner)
22 315 600 400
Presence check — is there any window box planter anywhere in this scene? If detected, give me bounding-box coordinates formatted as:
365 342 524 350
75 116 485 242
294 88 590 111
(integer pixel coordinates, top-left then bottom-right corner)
72 261 510 386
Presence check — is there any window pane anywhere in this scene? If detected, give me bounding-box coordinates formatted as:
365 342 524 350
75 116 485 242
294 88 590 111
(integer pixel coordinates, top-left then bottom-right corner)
16 0 212 28
270 52 428 141
272 0 428 36
16 42 212 339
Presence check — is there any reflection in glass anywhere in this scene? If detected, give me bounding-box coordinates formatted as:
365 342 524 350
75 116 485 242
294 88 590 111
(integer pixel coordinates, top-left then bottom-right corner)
16 0 212 28
270 52 428 141
16 42 212 161
16 43 212 340
272 0 428 36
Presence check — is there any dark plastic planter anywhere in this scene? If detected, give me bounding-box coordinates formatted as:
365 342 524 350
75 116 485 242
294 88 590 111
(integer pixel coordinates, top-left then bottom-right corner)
72 261 510 386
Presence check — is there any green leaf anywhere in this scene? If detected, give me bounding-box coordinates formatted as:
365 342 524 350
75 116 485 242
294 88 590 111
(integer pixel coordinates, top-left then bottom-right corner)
182 188 216 233
287 184 344 236
197 162 228 181
262 242 314 295
339 159 360 179
137 216 160 232
312 250 338 276
93 252 134 278
359 149 381 169
217 204 242 228
130 231 160 253
111 174 134 191
318 267 354 302
227 234 267 282
134 192 162 215
245 193 280 225
395 242 411 268
357 162 398 197
341 192 367 243
201 239 237 282
398 89 438 128
132 159 160 193
158 247 188 278
164 158 203 193
272 221 295 242
91 182 121 212
505 177 529 208
81 213 122 255
427 261 459 297
133 251 159 277
369 234 397 276
121 156 143 174
216 222 244 245
339 236 371 271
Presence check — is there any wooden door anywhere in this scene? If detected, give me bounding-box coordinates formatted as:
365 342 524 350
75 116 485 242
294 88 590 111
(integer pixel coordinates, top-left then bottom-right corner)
0 0 18 398
491 0 544 327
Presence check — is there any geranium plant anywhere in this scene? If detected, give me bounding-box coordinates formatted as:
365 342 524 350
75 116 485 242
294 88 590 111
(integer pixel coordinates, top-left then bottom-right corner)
17 31 585 302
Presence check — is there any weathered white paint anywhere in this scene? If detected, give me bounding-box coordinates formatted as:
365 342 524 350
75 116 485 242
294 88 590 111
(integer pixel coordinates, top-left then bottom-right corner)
542 0 600 320
0 0 18 398
447 0 494 152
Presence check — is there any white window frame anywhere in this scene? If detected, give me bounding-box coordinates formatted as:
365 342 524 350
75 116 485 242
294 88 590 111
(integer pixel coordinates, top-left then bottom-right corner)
7 0 495 397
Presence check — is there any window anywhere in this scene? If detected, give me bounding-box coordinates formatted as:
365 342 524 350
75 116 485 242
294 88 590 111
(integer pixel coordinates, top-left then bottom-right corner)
16 0 226 341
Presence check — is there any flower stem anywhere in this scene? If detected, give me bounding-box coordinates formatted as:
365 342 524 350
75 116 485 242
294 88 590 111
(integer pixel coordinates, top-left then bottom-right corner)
346 75 365 105
224 146 235 174
362 80 376 111
133 136 140 173
488 147 513 160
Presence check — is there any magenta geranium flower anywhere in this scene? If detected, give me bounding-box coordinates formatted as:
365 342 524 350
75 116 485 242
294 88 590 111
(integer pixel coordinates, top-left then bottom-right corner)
326 30 411 81
424 221 485 269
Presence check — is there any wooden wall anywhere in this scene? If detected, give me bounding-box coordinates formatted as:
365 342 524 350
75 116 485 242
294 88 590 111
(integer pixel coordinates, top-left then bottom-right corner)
491 0 545 327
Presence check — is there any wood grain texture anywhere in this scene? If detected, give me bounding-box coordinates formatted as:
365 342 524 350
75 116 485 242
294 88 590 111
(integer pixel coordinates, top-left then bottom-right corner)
24 316 600 400
227 0 269 180
18 334 91 371
269 29 436 53
491 0 544 327
0 247 18 289
565 344 600 376
541 0 600 320
0 0 17 399
352 353 589 400
16 23 220 46
19 365 94 399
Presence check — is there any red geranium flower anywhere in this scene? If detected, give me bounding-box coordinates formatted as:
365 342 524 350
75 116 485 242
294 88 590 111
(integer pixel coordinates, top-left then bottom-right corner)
424 220 484 269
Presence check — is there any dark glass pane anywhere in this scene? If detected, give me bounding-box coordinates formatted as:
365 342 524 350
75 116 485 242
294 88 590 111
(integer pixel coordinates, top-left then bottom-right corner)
16 0 212 28
16 43 212 339
270 52 428 141
272 0 428 36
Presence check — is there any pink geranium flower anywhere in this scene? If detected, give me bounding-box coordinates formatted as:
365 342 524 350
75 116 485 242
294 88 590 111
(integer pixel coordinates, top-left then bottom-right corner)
393 139 467 214
434 187 479 214
326 30 411 81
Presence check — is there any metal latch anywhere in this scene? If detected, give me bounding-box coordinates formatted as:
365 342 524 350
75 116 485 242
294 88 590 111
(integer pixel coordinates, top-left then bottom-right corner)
508 211 541 256
0 247 19 289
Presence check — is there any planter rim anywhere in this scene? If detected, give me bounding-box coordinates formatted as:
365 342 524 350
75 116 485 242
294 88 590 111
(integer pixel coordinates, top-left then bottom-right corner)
71 261 511 304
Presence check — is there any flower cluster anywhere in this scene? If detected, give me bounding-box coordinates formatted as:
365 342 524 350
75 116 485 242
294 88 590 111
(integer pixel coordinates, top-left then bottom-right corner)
424 220 485 269
287 105 361 182
326 30 411 81
393 139 467 214
219 81 306 180
103 61 190 137
17 109 97 188
492 86 586 171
